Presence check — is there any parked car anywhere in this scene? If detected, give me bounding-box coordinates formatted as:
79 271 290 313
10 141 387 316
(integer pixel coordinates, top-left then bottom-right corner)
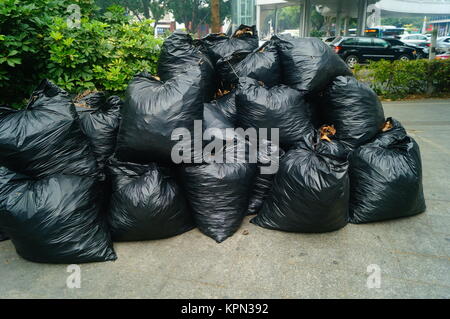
330 36 417 67
436 53 450 60
436 48 450 60
436 36 450 53
383 37 429 59
280 29 300 37
321 36 336 44
400 34 429 47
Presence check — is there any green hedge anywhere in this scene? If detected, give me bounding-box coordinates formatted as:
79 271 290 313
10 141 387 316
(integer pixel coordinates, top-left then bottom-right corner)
354 59 450 100
46 13 162 94
0 0 162 107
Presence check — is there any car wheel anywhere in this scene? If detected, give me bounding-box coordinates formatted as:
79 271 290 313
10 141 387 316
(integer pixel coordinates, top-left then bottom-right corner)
399 54 411 61
345 55 359 68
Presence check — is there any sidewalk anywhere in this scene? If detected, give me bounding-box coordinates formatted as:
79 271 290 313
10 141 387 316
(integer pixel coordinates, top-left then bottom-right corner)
1 99 449 299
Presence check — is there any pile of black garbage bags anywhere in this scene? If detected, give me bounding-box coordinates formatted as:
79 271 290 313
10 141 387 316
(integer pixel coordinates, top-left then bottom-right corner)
0 25 426 264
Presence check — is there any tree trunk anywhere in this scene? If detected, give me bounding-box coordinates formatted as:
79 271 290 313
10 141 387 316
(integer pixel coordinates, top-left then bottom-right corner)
184 20 192 33
192 2 197 34
132 10 143 21
211 0 220 33
142 0 150 19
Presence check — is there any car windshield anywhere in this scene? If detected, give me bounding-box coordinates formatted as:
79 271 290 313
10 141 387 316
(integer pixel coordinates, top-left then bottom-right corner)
358 37 372 46
331 36 343 45
373 38 389 47
341 38 357 45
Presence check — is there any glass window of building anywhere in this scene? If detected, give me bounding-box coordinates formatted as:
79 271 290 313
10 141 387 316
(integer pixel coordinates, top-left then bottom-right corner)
232 0 256 31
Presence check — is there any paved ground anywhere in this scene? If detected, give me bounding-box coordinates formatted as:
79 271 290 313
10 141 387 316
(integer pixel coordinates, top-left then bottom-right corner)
1 99 449 299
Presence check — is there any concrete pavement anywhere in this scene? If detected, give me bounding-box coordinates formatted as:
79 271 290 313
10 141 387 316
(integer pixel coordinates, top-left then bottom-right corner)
0 99 449 299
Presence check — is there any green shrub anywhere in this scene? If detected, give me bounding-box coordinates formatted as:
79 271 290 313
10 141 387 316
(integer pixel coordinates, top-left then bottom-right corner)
354 59 450 100
0 0 97 105
0 0 162 106
46 14 162 93
91 20 162 92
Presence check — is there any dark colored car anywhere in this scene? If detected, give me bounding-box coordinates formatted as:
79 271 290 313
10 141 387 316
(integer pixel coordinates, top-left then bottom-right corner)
321 36 336 44
330 36 417 67
383 37 429 59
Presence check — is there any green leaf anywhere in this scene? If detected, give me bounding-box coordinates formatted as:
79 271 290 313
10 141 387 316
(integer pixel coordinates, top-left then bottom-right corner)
6 57 21 67
50 31 63 41
63 38 74 46
8 50 19 56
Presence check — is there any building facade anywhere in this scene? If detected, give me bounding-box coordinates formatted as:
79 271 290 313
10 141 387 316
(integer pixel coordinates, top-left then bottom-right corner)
232 0 450 38
232 0 257 31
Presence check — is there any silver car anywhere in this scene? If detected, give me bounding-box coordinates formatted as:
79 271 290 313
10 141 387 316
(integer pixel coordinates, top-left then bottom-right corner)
437 36 450 53
400 34 429 47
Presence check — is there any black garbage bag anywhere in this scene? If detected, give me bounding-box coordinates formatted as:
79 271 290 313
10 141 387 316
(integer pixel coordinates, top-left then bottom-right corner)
75 92 122 170
203 90 237 138
201 25 259 64
106 159 195 241
251 126 349 232
306 93 327 129
349 118 426 224
0 167 9 241
179 138 257 243
319 76 385 150
158 31 216 101
0 166 116 264
0 80 98 178
273 34 352 93
247 140 284 215
236 77 314 146
0 229 8 241
116 66 204 164
216 40 280 90
74 90 106 108
206 90 237 126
